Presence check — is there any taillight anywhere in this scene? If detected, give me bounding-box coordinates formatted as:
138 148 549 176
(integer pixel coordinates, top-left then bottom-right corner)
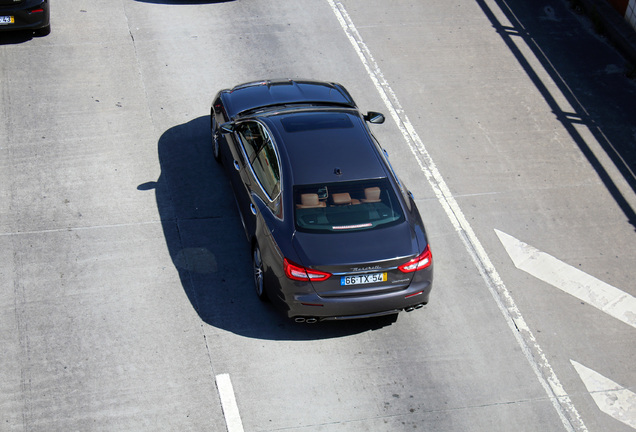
398 245 432 273
30 8 44 13
284 258 331 281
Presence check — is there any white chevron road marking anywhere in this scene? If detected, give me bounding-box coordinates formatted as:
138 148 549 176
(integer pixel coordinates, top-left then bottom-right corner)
571 361 636 429
495 229 636 329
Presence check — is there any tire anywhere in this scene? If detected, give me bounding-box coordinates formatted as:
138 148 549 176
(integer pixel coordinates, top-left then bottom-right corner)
252 244 269 301
211 118 221 163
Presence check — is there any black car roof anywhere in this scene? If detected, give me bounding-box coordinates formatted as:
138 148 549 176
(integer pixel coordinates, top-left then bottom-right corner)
261 109 388 186
221 79 357 119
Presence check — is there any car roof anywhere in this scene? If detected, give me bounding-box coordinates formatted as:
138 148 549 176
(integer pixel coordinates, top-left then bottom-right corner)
221 79 356 119
261 109 388 186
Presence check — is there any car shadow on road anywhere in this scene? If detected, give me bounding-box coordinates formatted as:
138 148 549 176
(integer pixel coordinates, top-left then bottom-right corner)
139 116 396 341
133 0 234 4
0 30 39 45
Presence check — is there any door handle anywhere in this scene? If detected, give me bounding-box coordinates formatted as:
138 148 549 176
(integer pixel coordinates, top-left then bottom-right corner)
233 160 240 171
250 203 257 215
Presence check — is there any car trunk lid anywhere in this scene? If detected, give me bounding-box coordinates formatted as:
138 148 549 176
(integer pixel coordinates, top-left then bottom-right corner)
291 223 418 297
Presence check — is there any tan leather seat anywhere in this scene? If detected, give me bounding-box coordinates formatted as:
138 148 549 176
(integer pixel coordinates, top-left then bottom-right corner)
361 187 381 203
296 193 326 209
332 192 352 205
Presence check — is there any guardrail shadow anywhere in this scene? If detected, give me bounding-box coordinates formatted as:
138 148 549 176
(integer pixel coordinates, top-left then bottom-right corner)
476 0 636 229
138 116 396 341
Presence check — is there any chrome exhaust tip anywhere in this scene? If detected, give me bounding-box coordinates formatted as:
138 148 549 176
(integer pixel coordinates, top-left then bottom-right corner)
305 318 318 324
295 317 306 323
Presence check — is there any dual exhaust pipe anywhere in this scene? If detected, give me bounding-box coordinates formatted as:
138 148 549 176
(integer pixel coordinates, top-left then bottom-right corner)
294 303 425 323
404 303 425 313
295 317 318 324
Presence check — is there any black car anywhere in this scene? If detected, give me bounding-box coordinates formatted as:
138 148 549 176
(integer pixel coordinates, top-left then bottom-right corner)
0 0 50 36
211 79 433 322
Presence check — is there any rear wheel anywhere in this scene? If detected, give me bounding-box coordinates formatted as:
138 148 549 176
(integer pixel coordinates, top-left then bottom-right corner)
252 244 268 301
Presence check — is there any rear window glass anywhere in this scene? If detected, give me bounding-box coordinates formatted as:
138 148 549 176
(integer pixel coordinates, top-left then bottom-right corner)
294 178 404 233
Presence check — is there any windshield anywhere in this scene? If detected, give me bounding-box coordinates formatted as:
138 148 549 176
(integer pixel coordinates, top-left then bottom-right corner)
294 178 405 233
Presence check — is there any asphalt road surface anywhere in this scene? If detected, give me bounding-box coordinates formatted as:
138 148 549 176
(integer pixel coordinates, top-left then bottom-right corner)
1 1 635 431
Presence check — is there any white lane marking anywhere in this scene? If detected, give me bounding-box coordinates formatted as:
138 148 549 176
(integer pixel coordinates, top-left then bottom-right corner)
326 1 586 431
215 374 245 432
495 229 636 329
0 220 163 237
571 360 636 429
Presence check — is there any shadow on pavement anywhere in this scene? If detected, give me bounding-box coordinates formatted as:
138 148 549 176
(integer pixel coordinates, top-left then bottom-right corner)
138 116 396 341
477 0 636 228
0 30 39 45
133 0 234 4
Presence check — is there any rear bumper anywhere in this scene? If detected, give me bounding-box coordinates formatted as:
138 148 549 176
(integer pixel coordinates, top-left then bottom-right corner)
0 1 49 32
286 277 433 321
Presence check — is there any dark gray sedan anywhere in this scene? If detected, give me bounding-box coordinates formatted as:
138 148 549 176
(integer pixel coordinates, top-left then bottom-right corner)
211 79 433 322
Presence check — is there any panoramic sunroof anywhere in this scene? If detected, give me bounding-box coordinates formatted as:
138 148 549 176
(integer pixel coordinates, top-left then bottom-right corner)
280 112 354 133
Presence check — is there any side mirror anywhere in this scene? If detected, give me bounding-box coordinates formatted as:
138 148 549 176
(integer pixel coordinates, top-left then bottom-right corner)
364 111 385 124
220 122 235 134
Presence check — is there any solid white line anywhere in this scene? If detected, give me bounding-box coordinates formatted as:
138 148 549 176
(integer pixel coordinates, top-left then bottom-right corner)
215 374 245 432
571 360 636 429
496 229 636 329
326 1 586 431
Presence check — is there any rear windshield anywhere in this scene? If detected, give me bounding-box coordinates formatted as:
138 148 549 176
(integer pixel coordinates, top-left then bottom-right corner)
294 178 405 233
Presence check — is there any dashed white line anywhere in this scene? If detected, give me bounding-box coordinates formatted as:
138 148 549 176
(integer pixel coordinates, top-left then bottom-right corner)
326 1 587 431
216 374 245 432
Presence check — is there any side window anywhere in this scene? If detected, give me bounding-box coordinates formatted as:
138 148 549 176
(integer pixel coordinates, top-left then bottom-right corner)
237 121 281 201
252 140 281 200
237 122 266 163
